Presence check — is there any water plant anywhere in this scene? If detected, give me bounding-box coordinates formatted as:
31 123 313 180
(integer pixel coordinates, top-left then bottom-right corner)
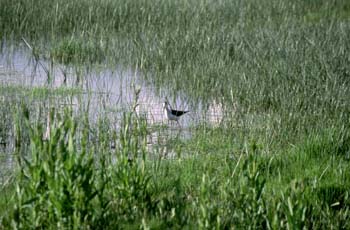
1 0 350 228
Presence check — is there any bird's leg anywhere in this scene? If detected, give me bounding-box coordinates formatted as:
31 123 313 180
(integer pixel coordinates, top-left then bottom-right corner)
176 120 182 129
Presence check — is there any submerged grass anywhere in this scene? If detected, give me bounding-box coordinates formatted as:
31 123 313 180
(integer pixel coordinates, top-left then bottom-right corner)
0 85 82 99
1 0 350 228
50 37 105 64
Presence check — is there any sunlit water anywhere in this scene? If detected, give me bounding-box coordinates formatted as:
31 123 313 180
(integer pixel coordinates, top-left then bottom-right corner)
0 45 224 184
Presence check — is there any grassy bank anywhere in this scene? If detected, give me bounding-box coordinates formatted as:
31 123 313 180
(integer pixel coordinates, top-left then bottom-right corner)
0 108 349 229
1 0 350 228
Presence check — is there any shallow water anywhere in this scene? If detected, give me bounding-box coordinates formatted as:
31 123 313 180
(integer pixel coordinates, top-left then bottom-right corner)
0 45 198 124
0 45 224 183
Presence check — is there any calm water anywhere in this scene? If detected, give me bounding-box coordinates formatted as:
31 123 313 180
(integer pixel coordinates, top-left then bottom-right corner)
0 45 224 184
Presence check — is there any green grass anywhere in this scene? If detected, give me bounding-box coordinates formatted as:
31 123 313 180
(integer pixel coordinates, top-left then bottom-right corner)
1 0 350 228
0 105 349 228
50 36 105 64
0 85 82 98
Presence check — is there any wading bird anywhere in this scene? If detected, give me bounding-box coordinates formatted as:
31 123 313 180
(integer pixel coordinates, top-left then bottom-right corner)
163 101 189 127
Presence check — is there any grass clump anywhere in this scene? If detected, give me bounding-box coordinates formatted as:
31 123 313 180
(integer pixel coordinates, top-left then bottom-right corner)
10 109 100 228
50 37 105 64
0 85 82 99
2 105 153 229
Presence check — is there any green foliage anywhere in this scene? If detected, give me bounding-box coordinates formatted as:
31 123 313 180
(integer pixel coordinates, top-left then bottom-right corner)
0 85 82 99
4 105 153 229
12 109 98 228
1 0 350 228
1 107 350 228
50 37 105 64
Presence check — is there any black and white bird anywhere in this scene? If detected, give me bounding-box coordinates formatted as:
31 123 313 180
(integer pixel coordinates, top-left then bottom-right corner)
163 101 189 126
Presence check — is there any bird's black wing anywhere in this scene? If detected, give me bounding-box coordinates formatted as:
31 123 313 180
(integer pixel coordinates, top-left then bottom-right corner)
171 109 189 116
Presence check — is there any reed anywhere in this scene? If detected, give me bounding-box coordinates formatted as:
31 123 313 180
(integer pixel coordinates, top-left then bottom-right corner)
1 0 350 228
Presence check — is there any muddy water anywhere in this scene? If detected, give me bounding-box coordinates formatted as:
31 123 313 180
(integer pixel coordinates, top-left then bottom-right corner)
0 46 224 183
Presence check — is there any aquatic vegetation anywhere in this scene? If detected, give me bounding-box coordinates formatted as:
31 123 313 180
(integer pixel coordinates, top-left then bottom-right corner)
50 37 105 64
1 0 350 228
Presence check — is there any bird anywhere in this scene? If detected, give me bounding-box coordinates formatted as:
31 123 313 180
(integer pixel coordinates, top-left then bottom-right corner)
163 101 189 127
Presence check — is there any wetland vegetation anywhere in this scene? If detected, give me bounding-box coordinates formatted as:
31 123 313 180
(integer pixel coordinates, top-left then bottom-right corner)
1 0 350 228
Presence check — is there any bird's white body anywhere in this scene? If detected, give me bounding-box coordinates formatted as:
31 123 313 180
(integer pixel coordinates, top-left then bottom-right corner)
162 101 189 128
163 102 180 121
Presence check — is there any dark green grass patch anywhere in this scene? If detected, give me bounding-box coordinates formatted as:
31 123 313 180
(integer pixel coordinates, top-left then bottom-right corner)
0 85 82 99
50 37 105 64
